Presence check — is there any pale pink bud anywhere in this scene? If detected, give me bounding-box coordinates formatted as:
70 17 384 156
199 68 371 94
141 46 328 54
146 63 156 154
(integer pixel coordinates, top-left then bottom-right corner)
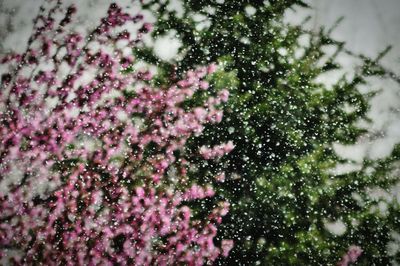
194 107 207 121
199 80 209 90
221 240 234 257
223 141 235 153
207 63 218 74
218 89 229 102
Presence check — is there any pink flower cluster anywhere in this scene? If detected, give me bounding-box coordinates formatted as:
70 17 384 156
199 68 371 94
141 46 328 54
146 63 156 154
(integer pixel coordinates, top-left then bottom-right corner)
337 245 363 266
199 141 235 160
0 165 231 265
0 2 233 265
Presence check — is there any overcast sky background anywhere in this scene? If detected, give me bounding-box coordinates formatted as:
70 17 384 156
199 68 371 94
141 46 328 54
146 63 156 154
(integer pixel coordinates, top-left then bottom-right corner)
0 0 399 163
307 0 400 163
283 0 400 164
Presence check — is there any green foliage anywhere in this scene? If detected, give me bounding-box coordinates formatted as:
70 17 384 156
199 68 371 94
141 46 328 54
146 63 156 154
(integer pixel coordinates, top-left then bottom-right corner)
140 0 400 265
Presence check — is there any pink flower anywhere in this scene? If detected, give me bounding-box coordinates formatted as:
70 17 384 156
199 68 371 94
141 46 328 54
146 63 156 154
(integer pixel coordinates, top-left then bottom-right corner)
194 107 208 122
209 109 223 123
199 80 209 90
347 245 362 262
0 2 234 265
218 89 230 102
199 141 235 160
221 240 234 257
337 245 363 266
207 63 218 74
223 141 235 153
199 145 213 160
140 22 153 33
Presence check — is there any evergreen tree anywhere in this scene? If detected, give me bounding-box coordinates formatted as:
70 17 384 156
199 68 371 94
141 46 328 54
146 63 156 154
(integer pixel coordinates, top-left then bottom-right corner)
138 0 400 264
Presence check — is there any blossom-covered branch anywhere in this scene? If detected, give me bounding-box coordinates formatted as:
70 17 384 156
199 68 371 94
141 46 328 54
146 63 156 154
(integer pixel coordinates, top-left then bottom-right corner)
0 2 233 265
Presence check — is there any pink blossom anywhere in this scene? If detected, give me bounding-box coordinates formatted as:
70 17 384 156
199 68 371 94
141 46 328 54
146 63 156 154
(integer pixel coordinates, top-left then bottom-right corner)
199 80 210 90
199 141 235 160
221 240 234 257
218 89 230 102
337 245 363 266
207 62 218 74
224 140 235 153
140 22 153 33
0 2 234 264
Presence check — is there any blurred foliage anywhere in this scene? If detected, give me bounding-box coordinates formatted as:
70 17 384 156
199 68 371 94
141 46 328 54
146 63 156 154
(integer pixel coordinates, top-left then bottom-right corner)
137 0 400 265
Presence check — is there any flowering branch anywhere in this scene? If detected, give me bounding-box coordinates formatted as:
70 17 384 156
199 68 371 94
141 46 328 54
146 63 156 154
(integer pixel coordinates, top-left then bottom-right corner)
0 2 233 265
